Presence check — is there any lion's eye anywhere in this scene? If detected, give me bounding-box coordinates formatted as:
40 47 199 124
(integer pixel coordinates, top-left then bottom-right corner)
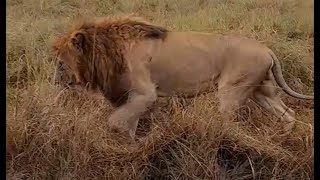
67 81 74 86
58 61 63 67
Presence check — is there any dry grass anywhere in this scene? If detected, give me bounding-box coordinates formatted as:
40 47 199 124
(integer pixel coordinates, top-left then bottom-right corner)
6 0 314 179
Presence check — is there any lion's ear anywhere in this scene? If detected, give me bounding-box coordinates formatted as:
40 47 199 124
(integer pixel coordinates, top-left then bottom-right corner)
70 31 85 55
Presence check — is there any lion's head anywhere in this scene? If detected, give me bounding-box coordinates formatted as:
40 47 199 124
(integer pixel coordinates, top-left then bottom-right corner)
52 15 168 106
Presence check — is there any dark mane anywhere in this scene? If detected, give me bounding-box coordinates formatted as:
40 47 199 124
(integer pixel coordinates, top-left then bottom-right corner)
70 15 168 41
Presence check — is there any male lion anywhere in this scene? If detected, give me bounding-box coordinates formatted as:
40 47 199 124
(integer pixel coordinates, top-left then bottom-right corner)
52 16 313 140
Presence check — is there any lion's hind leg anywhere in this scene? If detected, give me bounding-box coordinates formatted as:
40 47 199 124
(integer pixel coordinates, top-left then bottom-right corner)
251 79 296 135
217 84 255 120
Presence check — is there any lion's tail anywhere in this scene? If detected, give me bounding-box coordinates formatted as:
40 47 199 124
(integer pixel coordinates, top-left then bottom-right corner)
268 51 313 100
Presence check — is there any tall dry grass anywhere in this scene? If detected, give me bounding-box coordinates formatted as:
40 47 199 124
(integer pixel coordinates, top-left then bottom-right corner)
6 0 314 179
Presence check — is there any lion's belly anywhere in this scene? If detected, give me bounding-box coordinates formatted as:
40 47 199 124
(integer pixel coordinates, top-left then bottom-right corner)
149 53 220 97
155 79 218 97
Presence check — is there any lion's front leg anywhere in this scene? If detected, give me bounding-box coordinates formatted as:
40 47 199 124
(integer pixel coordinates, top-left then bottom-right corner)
107 85 157 140
108 92 157 139
107 45 158 140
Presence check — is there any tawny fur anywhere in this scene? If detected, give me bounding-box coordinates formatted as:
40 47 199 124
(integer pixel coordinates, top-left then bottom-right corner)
52 15 313 140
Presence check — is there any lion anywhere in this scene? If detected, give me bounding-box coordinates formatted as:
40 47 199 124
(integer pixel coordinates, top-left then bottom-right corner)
52 15 313 140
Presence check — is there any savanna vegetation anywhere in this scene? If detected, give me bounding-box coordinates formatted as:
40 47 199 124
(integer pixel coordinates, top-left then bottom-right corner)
6 0 314 179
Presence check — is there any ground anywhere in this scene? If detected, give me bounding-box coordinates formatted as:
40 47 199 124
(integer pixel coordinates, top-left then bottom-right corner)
6 0 314 179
